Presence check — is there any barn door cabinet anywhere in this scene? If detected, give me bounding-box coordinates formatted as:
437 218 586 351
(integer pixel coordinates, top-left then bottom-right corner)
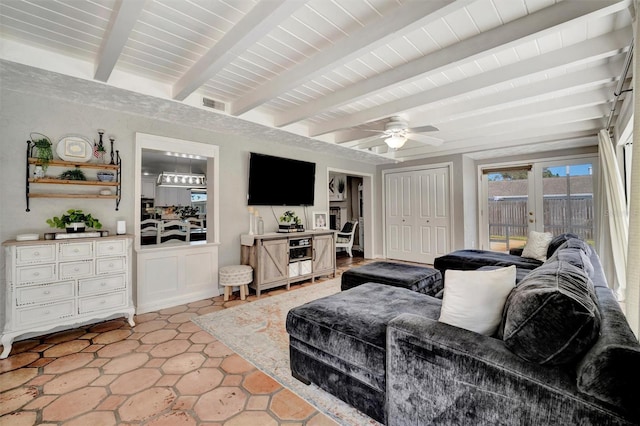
240 230 336 296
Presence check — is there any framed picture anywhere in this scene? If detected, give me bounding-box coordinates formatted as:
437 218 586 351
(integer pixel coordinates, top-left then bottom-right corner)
312 211 328 229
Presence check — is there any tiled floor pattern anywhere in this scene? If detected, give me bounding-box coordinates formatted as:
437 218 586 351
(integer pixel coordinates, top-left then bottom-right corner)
0 254 371 425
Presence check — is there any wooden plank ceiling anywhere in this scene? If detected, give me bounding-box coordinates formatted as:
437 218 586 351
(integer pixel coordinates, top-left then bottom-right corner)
0 0 633 163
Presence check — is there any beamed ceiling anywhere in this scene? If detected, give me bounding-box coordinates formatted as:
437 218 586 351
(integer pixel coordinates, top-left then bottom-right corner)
0 0 634 164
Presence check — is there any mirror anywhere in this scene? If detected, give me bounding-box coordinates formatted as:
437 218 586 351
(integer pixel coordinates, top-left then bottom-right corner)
135 133 219 250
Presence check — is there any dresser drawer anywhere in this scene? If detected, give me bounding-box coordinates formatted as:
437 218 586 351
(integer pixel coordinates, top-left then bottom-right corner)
96 257 126 275
59 242 93 261
16 281 75 306
16 264 57 285
59 261 94 279
16 300 75 326
16 245 56 265
79 291 126 314
79 275 126 296
96 240 126 257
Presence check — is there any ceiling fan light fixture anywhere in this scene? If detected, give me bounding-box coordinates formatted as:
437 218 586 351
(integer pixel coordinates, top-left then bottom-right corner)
385 134 407 149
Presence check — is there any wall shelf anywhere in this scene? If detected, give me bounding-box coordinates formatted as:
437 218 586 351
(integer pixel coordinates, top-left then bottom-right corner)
26 140 122 211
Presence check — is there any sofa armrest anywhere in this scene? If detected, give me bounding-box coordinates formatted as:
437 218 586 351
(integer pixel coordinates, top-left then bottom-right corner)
509 247 524 256
386 313 631 425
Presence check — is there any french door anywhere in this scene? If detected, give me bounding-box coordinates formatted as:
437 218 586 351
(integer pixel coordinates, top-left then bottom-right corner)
385 166 451 264
480 157 597 252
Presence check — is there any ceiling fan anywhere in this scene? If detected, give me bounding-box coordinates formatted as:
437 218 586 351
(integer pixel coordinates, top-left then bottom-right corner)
358 116 441 150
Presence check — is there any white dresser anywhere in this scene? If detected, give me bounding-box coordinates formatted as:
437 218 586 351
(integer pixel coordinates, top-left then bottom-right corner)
1 235 135 358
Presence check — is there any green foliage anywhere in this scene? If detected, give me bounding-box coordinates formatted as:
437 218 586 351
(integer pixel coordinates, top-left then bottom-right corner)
46 209 102 229
32 137 53 171
488 168 558 181
59 169 86 181
279 210 301 225
174 205 199 219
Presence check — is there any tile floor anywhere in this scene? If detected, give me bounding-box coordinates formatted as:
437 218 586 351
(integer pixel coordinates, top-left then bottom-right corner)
0 255 370 426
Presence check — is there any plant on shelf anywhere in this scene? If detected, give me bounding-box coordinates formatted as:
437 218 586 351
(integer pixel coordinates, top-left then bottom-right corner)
174 205 199 219
59 168 86 181
337 179 346 195
30 133 53 171
279 210 301 227
46 209 102 233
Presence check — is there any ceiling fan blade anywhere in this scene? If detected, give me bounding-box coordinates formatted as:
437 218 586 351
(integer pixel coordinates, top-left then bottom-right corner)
407 133 444 146
407 124 439 133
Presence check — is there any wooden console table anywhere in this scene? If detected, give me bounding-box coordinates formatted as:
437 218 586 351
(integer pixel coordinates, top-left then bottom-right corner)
240 230 336 296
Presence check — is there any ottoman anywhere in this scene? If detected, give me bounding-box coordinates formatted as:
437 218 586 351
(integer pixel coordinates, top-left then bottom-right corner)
341 261 443 297
286 283 442 423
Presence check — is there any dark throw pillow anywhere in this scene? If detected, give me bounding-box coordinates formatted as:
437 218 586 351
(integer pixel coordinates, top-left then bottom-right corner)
502 261 601 365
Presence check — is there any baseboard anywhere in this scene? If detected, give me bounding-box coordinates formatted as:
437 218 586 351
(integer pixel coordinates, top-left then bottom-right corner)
136 288 220 314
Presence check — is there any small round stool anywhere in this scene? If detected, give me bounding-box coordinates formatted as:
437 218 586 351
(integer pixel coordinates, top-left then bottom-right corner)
219 265 253 301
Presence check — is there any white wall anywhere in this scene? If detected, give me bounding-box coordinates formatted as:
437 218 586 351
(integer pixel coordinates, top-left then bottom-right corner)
0 88 376 278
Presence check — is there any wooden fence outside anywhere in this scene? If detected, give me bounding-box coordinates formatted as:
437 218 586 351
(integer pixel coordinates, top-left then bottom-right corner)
488 196 594 250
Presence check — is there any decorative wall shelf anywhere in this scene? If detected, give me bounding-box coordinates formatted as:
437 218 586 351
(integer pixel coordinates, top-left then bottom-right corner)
26 141 122 211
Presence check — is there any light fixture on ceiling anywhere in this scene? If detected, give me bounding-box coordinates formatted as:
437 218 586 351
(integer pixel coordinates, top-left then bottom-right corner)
385 134 407 149
156 172 206 188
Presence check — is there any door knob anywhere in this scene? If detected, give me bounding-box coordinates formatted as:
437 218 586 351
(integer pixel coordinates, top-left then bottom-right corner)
529 219 534 223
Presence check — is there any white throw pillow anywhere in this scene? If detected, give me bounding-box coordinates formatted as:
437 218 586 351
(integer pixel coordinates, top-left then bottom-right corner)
439 266 516 336
521 231 553 261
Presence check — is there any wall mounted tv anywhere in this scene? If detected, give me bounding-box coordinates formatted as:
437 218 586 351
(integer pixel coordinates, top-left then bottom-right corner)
248 153 316 206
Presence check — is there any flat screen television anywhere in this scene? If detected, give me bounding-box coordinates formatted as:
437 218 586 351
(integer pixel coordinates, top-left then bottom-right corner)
248 153 316 206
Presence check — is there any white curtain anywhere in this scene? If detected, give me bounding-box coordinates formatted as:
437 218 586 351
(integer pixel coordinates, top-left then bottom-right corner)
627 10 640 337
597 129 628 300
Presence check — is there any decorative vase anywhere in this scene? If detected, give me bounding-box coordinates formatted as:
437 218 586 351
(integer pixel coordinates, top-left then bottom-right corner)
66 223 86 233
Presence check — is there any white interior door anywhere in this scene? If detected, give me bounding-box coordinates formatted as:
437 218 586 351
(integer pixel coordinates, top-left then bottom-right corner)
385 167 450 264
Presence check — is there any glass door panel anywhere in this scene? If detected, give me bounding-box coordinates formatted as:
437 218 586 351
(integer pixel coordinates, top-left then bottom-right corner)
539 162 595 245
485 169 532 252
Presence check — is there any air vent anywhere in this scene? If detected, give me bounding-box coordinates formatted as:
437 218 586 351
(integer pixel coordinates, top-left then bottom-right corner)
203 97 225 112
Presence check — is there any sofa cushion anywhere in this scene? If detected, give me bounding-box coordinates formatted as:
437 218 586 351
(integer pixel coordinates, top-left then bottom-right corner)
439 266 516 335
286 283 442 392
548 246 594 277
546 233 580 259
521 231 553 261
434 250 543 277
502 260 601 365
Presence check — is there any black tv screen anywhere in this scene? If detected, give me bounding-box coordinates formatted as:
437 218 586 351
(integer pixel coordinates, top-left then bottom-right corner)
248 153 316 206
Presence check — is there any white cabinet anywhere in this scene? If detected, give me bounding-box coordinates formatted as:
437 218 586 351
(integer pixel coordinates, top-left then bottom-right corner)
141 176 156 199
155 187 191 206
1 236 135 358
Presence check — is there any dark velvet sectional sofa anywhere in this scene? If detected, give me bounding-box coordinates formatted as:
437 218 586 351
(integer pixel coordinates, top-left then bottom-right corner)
286 235 640 425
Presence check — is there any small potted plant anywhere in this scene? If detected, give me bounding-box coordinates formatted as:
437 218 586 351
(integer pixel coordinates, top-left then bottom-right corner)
30 133 53 172
279 210 302 230
337 179 346 199
46 209 102 233
59 169 86 181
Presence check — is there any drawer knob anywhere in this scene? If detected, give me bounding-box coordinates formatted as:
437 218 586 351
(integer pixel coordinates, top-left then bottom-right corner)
101 282 107 287
74 267 80 272
73 249 79 253
33 272 40 277
108 263 114 268
108 246 114 250
44 310 50 315
100 300 106 305
43 290 50 295
34 251 40 256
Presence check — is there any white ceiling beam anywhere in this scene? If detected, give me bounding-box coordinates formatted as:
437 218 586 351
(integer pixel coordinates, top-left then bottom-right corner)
94 0 146 82
230 0 473 116
391 132 598 162
334 62 620 144
311 27 631 136
386 120 604 160
282 0 628 129
172 0 307 101
434 89 613 133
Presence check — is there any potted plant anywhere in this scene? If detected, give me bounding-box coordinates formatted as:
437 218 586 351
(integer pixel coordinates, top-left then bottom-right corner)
46 209 102 233
30 133 53 172
59 169 86 181
337 179 346 199
279 210 301 230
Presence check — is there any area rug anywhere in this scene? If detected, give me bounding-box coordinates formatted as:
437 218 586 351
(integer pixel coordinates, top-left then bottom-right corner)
192 278 381 426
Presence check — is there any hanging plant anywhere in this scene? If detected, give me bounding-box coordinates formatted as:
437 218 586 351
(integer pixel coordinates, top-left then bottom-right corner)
30 133 53 171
